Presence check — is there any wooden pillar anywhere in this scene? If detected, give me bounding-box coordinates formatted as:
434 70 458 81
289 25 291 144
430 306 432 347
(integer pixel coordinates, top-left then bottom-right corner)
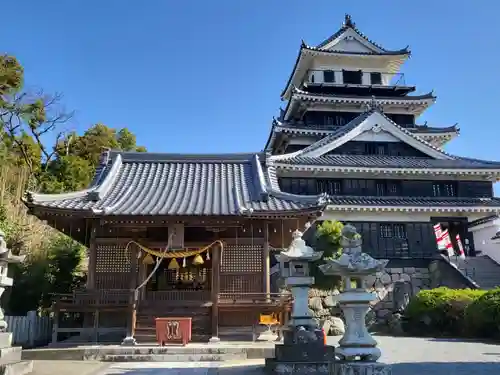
138 262 146 301
210 242 221 341
263 221 271 297
86 221 97 289
126 243 139 340
130 243 138 290
51 308 59 345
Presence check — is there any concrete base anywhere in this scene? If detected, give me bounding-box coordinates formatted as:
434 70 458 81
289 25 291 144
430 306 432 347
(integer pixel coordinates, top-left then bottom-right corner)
336 362 391 375
121 336 137 346
256 330 278 342
208 336 220 343
267 361 332 374
23 343 276 362
0 360 33 375
265 343 335 374
336 346 381 362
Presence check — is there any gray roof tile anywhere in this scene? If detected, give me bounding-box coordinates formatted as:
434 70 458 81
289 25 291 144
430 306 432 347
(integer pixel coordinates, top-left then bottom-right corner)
276 154 500 170
25 152 326 217
469 215 500 228
327 196 500 208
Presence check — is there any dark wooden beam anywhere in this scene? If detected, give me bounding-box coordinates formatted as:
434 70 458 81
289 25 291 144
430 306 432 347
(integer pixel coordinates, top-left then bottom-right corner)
211 242 221 340
86 220 97 289
263 222 270 297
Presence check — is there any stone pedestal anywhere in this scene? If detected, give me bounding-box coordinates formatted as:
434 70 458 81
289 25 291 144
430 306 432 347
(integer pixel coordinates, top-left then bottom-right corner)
336 291 381 361
0 332 33 375
336 362 391 375
265 340 335 374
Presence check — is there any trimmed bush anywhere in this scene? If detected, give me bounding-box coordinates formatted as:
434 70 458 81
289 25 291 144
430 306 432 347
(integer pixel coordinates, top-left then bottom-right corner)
404 287 485 336
465 288 500 339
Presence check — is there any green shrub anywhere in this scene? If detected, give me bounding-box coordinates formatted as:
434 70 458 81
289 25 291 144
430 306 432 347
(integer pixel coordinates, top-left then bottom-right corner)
465 288 500 339
404 287 485 336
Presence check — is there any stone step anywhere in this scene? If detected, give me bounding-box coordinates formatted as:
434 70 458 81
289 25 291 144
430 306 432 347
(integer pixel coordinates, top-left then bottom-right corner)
0 347 21 364
134 333 211 344
102 353 248 362
0 360 33 375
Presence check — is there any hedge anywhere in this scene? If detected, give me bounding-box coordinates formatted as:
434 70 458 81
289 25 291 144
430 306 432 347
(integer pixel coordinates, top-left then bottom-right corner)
404 287 486 336
465 289 500 339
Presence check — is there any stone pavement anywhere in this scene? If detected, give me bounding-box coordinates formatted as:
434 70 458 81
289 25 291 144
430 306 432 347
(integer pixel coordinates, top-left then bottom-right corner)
30 336 500 375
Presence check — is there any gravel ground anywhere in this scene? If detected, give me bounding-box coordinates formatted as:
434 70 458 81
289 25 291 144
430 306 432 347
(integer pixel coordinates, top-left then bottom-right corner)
31 336 500 374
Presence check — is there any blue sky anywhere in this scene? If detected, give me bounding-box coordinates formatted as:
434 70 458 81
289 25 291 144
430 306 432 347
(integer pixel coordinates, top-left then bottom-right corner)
3 2 499 165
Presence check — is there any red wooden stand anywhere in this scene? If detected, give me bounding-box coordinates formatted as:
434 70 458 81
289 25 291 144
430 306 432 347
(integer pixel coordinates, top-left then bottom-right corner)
155 317 192 346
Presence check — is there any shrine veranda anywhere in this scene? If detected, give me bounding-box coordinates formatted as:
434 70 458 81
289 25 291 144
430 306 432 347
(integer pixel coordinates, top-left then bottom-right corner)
23 14 500 344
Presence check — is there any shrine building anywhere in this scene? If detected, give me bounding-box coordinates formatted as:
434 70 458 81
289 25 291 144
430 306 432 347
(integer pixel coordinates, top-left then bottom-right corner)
24 14 500 343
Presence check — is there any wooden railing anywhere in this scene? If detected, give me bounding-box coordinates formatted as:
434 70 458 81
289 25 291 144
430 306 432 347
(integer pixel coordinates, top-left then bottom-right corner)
218 292 292 305
147 290 211 302
52 289 134 308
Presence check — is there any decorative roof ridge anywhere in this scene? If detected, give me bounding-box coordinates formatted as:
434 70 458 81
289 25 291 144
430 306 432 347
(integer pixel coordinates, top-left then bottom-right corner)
280 154 446 161
268 190 330 206
233 185 250 215
87 154 123 202
272 122 459 136
373 110 455 159
289 109 376 157
410 123 460 133
261 155 281 191
251 154 269 201
24 152 124 205
273 107 455 161
314 14 410 54
456 156 500 165
302 44 410 56
110 150 266 163
280 43 308 99
24 188 91 205
292 87 435 100
331 195 499 202
469 214 500 228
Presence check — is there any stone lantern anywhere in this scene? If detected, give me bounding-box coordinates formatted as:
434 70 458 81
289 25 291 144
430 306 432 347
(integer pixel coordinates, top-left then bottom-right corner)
265 229 336 374
319 224 391 375
0 230 33 375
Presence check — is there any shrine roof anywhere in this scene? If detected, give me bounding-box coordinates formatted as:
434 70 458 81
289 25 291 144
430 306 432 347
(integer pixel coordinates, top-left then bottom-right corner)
274 154 500 171
324 196 500 212
24 151 327 217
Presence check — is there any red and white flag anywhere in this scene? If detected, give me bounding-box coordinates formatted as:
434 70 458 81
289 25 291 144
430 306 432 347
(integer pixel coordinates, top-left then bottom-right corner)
455 234 466 259
433 223 442 239
438 229 454 257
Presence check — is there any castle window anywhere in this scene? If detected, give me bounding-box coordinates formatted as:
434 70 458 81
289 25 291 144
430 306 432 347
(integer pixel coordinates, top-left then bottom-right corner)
323 70 335 83
376 182 386 196
380 224 407 239
380 224 393 238
370 72 382 85
365 142 388 155
342 70 362 84
433 182 457 197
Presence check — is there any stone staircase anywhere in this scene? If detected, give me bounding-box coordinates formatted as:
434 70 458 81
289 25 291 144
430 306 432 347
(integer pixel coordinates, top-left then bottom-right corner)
459 255 500 289
134 304 212 344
